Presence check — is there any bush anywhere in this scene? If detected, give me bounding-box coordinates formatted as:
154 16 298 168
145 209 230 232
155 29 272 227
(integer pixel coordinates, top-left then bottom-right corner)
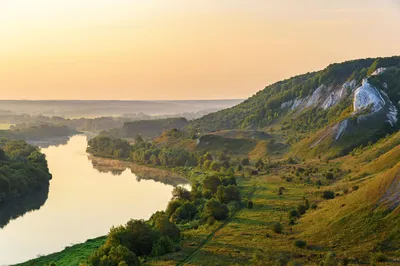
322 190 335 199
288 210 300 220
207 216 216 226
297 204 307 215
352 185 359 191
247 200 253 209
325 172 334 180
371 252 388 263
310 203 317 210
319 252 337 266
272 222 283 234
293 240 307 248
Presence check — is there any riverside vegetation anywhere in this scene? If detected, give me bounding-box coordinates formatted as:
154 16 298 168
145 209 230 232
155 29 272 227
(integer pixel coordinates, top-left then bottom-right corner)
16 57 400 265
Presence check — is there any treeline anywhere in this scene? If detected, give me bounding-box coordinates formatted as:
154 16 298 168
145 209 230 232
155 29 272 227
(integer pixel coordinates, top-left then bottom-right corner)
87 135 197 168
0 138 52 205
81 171 241 266
0 124 78 141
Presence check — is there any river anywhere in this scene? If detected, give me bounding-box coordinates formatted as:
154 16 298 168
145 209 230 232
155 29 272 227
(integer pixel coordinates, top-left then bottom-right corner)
0 135 188 265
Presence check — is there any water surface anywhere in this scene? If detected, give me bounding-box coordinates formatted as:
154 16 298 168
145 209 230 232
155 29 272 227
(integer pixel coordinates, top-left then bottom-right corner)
0 135 187 265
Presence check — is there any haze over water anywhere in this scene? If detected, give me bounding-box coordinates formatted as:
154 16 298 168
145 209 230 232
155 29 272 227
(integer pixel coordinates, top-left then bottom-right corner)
0 135 186 265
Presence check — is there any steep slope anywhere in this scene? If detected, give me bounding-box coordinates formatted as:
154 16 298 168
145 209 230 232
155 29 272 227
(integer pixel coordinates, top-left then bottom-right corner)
298 162 400 257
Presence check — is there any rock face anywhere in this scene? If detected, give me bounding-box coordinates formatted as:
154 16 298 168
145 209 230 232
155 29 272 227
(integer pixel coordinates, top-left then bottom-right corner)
353 78 398 126
353 79 385 113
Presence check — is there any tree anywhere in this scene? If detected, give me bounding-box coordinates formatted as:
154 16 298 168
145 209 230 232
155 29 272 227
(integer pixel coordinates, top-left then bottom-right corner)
203 160 212 169
272 222 283 234
216 185 240 204
203 152 213 161
210 161 221 171
154 215 180 241
172 186 191 201
134 134 144 143
166 200 182 217
203 199 229 221
236 164 243 172
247 200 253 209
203 176 222 193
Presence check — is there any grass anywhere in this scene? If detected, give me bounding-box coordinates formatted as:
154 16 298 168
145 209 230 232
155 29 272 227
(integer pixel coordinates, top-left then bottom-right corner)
0 123 13 130
15 237 106 266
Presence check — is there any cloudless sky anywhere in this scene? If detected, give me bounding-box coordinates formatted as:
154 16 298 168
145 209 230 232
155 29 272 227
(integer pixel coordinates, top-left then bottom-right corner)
1 0 400 100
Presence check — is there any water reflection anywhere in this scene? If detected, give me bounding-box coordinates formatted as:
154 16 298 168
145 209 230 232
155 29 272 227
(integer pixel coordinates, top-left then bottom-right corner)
28 136 72 148
0 187 49 229
89 156 190 187
0 135 188 265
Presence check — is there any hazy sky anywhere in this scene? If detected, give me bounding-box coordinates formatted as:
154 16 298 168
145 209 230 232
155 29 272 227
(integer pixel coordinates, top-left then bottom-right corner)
1 0 400 100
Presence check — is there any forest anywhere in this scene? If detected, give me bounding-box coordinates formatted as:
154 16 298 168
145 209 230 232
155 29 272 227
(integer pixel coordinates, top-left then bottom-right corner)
0 138 52 205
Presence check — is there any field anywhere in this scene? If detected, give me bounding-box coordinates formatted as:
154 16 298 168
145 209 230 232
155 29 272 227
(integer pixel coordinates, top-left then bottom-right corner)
0 123 13 130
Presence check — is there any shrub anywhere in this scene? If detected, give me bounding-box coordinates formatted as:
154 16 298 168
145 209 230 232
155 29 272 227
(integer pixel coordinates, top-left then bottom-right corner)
241 158 250 166
325 172 334 180
310 203 317 210
304 199 310 210
293 240 307 248
272 222 283 234
319 252 337 266
297 204 307 215
288 209 300 220
322 190 335 199
371 252 388 262
247 200 253 209
352 185 359 191
207 216 216 226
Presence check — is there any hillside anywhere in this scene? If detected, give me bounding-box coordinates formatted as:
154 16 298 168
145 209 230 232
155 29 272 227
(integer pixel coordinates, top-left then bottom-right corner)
191 56 400 157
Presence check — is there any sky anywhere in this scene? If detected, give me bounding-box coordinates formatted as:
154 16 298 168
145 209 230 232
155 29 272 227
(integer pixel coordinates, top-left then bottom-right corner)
1 0 400 100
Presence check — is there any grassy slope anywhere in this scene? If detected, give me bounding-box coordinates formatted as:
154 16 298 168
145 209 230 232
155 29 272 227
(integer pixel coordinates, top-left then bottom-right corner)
16 237 106 266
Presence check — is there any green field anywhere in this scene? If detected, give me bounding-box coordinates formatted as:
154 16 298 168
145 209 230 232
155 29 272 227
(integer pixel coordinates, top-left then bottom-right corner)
16 237 106 266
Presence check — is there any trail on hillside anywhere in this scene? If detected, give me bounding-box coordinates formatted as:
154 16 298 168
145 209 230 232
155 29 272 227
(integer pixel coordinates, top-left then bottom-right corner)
177 185 257 266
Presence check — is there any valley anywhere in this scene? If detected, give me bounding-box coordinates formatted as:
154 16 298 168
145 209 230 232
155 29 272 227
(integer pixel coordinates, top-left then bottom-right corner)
2 56 400 266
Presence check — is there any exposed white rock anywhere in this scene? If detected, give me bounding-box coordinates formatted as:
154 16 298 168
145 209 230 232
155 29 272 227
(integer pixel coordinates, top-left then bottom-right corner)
322 87 347 110
335 119 349 141
353 79 385 113
306 85 325 107
371 67 386 76
280 100 293 109
291 98 304 110
343 79 357 90
353 78 398 126
387 104 398 126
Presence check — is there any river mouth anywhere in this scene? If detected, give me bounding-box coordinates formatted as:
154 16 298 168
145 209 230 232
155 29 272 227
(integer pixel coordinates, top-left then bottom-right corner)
0 135 188 265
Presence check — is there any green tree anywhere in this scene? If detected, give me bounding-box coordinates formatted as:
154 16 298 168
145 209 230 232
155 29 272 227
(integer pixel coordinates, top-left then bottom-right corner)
203 175 222 193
